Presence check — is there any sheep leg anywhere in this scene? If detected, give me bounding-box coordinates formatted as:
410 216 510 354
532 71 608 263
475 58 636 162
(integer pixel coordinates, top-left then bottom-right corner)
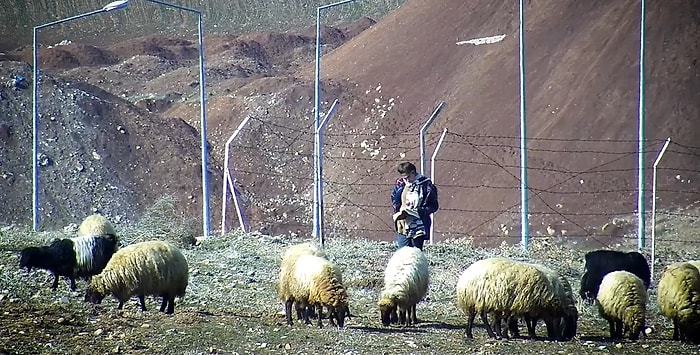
466 311 476 338
398 308 407 326
606 319 616 339
284 300 294 325
294 303 304 320
302 303 312 325
308 306 318 319
616 321 624 339
544 319 554 339
316 305 324 328
410 304 418 325
327 306 336 327
672 320 679 340
480 311 497 338
390 309 399 324
137 295 147 312
159 296 168 312
525 315 537 339
51 274 59 290
167 299 175 314
493 313 504 339
507 316 520 338
117 301 124 310
69 277 77 291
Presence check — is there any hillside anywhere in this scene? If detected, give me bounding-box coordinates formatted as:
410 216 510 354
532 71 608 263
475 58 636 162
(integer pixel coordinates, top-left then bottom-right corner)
316 0 700 245
0 0 699 247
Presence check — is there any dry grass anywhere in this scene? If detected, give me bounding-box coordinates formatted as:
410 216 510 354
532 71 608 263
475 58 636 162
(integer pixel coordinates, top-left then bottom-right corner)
1 202 700 354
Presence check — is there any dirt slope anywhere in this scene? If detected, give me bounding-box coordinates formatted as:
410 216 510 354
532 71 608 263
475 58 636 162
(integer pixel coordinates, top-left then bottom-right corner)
0 1 698 246
315 0 700 244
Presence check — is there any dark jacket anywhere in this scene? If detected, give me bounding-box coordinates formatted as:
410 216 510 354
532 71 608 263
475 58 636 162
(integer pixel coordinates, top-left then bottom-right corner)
391 174 439 232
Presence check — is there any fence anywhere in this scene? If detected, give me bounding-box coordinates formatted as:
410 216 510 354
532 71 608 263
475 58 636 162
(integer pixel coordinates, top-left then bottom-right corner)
223 112 700 248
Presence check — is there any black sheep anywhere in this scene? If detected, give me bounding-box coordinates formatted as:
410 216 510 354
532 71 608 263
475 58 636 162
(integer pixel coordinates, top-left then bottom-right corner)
19 235 119 291
579 249 651 301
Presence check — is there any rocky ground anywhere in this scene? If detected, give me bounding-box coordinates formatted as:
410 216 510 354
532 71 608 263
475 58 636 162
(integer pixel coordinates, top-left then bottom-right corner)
1 207 700 354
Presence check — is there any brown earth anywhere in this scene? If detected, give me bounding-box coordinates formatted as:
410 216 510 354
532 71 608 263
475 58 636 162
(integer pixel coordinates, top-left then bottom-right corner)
0 0 699 248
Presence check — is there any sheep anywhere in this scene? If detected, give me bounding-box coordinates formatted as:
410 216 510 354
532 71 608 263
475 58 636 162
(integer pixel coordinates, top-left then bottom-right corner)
278 242 327 321
657 261 700 343
456 257 571 340
77 214 117 238
19 234 119 291
279 253 348 328
595 270 647 340
377 246 429 326
507 263 578 340
579 250 650 301
84 240 189 314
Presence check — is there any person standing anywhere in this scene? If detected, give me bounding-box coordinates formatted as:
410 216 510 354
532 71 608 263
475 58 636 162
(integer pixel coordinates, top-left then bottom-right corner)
391 162 439 250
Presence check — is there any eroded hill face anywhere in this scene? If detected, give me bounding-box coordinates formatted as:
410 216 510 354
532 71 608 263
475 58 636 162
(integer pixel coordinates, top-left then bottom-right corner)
1 1 699 246
0 20 375 236
315 0 700 245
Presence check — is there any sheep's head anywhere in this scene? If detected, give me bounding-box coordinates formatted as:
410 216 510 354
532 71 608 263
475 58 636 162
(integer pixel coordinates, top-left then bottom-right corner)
378 298 398 326
628 317 645 341
84 282 106 305
561 313 578 340
18 246 42 271
326 303 350 328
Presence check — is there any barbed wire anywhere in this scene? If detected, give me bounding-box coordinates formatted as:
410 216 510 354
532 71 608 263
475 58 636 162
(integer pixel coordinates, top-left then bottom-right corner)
241 217 700 245
225 119 699 246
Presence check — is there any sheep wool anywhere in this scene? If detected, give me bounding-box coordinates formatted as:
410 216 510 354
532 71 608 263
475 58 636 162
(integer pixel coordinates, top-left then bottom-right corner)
657 261 700 343
596 270 647 340
510 263 578 340
378 246 429 326
78 214 117 238
456 258 517 338
19 234 118 291
278 242 327 320
71 235 118 277
456 257 569 340
282 254 348 328
86 240 188 314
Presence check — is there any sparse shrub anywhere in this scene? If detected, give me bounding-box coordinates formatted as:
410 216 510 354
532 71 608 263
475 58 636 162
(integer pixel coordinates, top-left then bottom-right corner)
120 195 199 247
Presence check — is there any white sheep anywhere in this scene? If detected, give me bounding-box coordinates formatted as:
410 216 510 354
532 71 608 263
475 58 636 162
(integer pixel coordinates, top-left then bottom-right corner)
77 214 117 238
508 263 578 340
84 240 189 314
279 253 349 328
456 257 570 340
595 270 647 340
377 246 429 326
657 261 700 343
278 242 327 321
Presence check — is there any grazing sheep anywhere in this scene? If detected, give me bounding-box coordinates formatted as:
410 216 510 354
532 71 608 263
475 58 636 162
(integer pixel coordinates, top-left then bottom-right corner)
77 214 117 238
580 250 650 301
456 257 571 340
657 261 700 343
84 240 189 314
508 263 578 340
596 270 647 340
279 254 348 328
378 246 429 326
19 235 119 291
278 242 326 320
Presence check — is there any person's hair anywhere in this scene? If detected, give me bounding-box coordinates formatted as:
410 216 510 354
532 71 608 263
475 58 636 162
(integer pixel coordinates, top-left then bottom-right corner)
397 162 417 175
